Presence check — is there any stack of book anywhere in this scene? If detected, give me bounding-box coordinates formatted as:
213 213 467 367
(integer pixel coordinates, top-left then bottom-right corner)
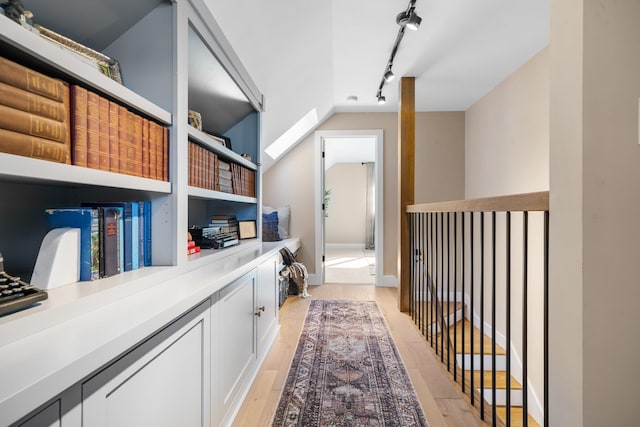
44 201 152 282
70 85 169 180
218 160 233 193
0 56 71 164
231 163 256 197
188 141 219 190
206 215 239 249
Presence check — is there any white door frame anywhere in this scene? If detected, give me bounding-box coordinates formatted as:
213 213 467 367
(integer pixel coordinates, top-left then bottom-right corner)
313 129 384 286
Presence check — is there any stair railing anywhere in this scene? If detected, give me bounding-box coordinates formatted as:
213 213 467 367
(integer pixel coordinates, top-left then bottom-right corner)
407 191 549 427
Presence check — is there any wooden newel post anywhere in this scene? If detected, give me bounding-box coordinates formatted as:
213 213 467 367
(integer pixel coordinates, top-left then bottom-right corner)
398 77 415 312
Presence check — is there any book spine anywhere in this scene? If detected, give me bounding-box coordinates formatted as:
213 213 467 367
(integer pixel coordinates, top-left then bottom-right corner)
118 105 128 174
155 124 163 180
102 207 121 277
86 91 100 169
188 142 194 186
97 206 105 278
148 121 157 179
138 201 145 268
0 128 68 163
98 96 110 171
62 83 71 164
143 200 151 266
126 111 136 176
162 126 168 181
0 81 67 122
70 85 88 167
133 115 143 177
0 103 67 143
90 209 100 280
0 56 65 102
131 202 140 270
142 118 150 178
108 101 119 172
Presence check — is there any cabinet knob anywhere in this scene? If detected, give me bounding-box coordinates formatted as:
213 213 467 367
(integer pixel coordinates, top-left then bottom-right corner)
258 306 265 312
254 310 262 317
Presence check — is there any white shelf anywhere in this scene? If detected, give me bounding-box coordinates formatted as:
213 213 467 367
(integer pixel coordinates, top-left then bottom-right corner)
0 15 172 125
188 186 256 203
188 126 257 170
0 152 172 193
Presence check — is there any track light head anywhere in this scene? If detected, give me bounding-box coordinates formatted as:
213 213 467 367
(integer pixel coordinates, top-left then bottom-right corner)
384 69 395 83
396 10 421 30
377 93 386 105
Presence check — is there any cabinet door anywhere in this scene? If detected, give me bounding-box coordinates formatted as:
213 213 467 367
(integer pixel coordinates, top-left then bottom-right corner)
17 401 60 427
256 255 278 358
81 300 210 427
216 271 256 413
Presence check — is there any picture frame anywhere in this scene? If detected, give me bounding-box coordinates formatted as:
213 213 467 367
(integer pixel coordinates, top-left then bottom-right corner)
205 131 232 151
238 220 257 239
35 24 123 84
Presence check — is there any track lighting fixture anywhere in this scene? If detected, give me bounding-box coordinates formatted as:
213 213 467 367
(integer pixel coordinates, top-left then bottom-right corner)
375 0 420 105
396 9 422 31
384 69 395 83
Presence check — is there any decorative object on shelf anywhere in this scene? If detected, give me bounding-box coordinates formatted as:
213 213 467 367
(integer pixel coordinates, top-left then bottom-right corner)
188 109 202 131
0 0 33 28
241 153 252 162
238 220 256 239
34 24 123 84
205 131 231 150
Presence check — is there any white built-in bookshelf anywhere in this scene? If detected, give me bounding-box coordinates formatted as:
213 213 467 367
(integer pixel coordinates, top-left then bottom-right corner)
0 0 263 278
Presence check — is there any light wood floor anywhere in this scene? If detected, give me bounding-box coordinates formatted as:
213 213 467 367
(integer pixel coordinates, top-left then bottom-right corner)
232 284 489 427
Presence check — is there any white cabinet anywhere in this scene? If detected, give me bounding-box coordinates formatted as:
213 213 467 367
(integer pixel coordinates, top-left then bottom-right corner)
18 400 60 427
256 254 279 359
213 270 256 425
81 300 211 427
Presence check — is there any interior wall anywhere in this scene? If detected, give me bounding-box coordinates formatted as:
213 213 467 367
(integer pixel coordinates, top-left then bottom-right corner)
465 47 550 198
463 46 550 422
262 111 465 280
580 1 640 425
325 163 367 244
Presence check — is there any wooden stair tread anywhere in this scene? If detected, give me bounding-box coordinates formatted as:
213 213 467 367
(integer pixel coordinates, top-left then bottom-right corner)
496 407 540 427
466 370 522 389
416 301 464 327
452 319 506 355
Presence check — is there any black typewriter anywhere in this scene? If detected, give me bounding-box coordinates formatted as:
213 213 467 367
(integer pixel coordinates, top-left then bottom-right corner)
0 252 48 317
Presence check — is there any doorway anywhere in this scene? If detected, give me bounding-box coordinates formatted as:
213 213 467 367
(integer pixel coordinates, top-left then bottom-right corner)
314 130 384 286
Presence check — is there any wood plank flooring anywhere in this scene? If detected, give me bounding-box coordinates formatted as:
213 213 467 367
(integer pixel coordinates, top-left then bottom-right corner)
231 284 489 427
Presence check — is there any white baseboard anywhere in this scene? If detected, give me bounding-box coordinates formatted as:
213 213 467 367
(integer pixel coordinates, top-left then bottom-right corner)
308 274 321 286
380 275 397 287
326 243 366 249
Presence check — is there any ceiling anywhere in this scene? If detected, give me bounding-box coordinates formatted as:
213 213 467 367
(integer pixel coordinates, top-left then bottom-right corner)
331 0 549 112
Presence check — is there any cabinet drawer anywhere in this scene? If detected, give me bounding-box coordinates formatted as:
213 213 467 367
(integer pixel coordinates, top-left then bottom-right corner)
81 300 211 427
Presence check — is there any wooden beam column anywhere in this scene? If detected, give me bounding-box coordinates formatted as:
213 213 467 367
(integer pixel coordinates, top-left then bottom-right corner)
398 77 415 312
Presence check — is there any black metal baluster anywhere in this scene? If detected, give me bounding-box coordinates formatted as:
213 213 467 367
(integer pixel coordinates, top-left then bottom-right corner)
431 212 435 345
462 212 466 394
410 213 415 322
440 212 445 362
454 211 458 381
416 213 421 333
434 212 439 355
506 212 512 427
470 212 475 405
523 211 529 427
491 211 497 427
544 210 549 427
480 212 485 420
447 212 451 371
421 212 426 336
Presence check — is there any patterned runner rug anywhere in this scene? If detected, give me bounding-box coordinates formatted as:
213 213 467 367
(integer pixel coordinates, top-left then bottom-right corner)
273 300 429 426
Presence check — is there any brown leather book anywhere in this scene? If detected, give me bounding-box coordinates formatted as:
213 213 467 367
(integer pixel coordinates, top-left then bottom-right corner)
108 101 119 173
0 81 67 122
126 111 136 176
142 118 150 178
98 96 110 171
0 103 67 143
162 126 168 181
0 128 68 163
0 56 65 102
61 82 71 164
155 124 163 180
118 105 128 174
70 85 88 167
148 121 157 179
86 90 100 169
188 142 194 186
133 114 143 177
